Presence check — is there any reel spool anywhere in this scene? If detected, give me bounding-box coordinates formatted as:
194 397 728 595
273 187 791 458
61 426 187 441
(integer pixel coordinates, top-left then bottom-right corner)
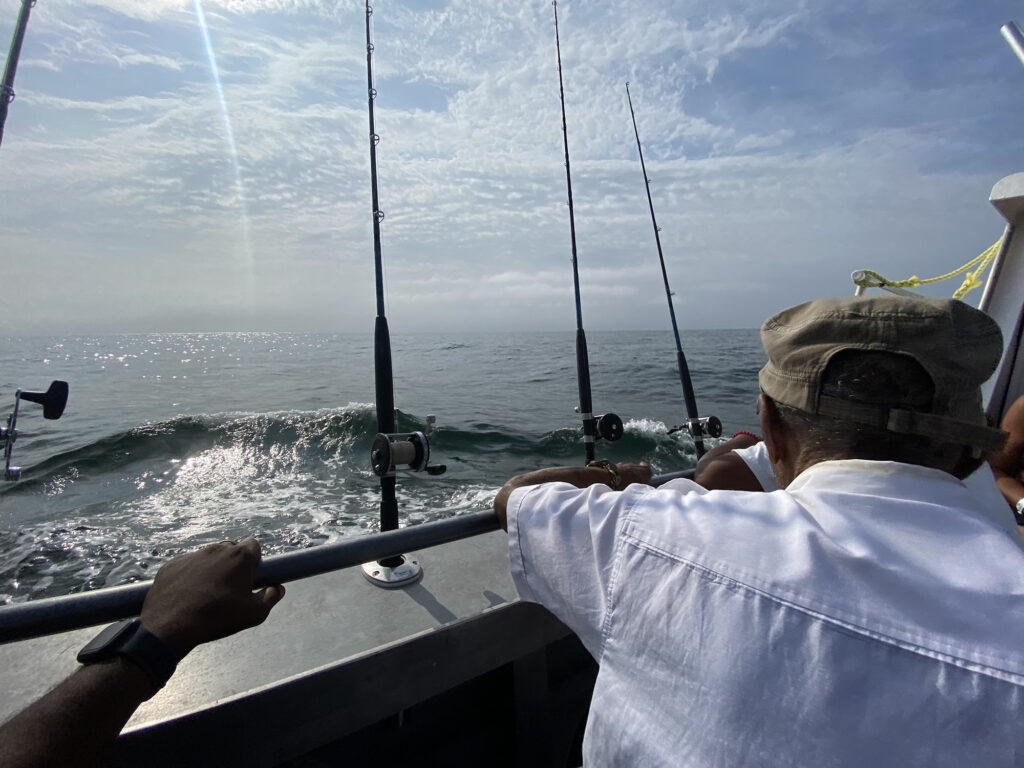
594 412 624 442
369 430 446 477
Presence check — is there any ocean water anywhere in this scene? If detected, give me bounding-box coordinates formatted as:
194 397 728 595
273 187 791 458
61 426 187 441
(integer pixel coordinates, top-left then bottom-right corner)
0 330 765 603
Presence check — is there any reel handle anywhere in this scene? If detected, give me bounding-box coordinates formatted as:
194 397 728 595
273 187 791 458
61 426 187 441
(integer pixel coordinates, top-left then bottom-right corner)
19 380 69 420
4 380 70 482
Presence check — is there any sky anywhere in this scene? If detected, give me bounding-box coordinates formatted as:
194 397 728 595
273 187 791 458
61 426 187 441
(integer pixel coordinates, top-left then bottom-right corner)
2 0 1024 334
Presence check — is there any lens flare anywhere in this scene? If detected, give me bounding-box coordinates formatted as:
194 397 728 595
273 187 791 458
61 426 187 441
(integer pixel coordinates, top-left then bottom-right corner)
193 0 254 306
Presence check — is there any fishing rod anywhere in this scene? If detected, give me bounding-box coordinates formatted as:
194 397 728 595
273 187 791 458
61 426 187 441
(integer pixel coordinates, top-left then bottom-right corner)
362 1 444 588
624 82 719 458
0 0 36 151
551 0 622 464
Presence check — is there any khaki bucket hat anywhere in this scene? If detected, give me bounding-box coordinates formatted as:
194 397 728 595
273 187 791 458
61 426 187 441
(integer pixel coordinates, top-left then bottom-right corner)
758 295 1006 452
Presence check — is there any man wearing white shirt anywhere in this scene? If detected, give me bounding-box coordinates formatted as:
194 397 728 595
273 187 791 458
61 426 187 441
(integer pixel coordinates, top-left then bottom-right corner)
495 295 1024 768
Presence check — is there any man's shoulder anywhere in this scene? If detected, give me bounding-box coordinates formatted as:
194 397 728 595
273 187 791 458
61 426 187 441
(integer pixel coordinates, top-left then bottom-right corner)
621 470 1024 680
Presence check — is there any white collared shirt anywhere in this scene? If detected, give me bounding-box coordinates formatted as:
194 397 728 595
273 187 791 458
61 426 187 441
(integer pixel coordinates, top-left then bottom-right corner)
733 441 1022 540
507 460 1024 767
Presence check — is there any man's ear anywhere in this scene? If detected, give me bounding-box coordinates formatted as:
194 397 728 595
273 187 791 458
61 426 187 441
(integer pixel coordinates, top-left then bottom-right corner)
759 394 787 466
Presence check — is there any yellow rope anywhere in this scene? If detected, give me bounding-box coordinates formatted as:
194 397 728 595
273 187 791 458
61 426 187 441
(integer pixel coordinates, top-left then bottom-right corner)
853 238 1002 300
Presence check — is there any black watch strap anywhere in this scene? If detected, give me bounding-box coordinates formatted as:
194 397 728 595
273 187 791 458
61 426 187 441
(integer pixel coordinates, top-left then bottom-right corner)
77 618 179 694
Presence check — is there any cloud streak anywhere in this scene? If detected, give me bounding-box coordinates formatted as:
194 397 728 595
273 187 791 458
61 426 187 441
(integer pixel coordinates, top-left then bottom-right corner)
1 0 1022 334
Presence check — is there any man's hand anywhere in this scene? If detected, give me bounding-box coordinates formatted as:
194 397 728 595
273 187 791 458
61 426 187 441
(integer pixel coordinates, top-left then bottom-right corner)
693 434 767 492
616 462 653 487
0 538 286 768
141 538 285 658
990 394 1024 532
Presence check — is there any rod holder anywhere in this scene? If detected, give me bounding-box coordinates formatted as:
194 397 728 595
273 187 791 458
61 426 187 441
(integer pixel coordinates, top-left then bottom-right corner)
361 553 422 588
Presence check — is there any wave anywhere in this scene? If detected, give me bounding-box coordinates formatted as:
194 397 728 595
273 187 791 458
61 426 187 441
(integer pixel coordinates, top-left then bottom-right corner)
15 404 373 481
4 406 703 491
531 418 697 472
0 410 701 602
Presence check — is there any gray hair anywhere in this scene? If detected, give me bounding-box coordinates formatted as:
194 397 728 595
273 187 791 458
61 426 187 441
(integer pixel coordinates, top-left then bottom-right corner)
772 350 984 479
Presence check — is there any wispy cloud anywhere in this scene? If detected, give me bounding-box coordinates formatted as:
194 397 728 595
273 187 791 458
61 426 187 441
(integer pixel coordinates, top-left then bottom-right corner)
1 0 1022 334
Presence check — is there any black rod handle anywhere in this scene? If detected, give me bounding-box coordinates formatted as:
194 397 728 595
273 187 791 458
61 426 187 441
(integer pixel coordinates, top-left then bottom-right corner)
676 350 705 456
576 328 596 463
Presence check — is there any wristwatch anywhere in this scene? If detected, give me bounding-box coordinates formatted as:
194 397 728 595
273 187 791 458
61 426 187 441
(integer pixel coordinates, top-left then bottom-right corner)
1015 497 1024 527
587 459 624 490
77 618 179 695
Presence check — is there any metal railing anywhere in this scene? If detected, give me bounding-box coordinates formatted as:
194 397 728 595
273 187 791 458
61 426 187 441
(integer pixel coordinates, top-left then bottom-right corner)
0 469 692 644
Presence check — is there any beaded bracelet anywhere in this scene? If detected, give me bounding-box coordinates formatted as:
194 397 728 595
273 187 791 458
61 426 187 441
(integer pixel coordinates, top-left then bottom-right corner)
731 431 761 441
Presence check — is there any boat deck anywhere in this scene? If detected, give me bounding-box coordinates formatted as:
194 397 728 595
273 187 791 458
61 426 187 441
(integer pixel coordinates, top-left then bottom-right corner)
1 530 594 767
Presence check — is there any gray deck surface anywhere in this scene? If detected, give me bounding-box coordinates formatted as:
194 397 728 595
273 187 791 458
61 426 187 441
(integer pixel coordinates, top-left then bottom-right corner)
0 529 516 730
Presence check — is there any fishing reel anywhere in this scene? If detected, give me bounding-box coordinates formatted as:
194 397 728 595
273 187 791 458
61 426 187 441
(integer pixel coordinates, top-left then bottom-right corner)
363 415 445 589
3 381 69 481
594 412 624 442
668 415 722 440
369 415 447 477
576 409 625 443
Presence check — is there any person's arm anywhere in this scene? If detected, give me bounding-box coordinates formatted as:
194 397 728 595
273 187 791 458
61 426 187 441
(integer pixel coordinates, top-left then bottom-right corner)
989 395 1024 529
693 433 765 492
0 538 284 768
494 462 652 530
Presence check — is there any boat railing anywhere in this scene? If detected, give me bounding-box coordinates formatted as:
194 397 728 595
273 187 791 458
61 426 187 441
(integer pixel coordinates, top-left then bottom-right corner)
0 469 692 644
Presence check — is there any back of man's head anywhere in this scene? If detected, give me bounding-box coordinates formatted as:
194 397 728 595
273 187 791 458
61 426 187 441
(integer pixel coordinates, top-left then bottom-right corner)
758 295 1006 477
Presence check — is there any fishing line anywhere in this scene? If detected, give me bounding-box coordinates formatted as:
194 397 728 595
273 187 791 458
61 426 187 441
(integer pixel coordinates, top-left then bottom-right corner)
624 82 719 457
551 0 622 464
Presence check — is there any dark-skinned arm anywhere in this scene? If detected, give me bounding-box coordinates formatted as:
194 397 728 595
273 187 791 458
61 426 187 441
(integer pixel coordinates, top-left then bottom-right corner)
0 538 285 768
989 394 1024 533
693 433 765 492
494 462 652 530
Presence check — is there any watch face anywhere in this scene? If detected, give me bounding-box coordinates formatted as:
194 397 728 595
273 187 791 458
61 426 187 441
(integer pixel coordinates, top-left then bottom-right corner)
76 619 139 663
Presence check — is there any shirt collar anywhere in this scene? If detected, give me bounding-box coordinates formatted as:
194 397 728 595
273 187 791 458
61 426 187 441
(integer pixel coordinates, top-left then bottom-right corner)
786 459 963 493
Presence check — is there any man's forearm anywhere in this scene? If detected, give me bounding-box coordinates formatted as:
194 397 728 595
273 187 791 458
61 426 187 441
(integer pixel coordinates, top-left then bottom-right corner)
694 434 759 477
494 464 653 530
494 466 600 530
0 657 154 768
994 471 1024 514
0 538 284 767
